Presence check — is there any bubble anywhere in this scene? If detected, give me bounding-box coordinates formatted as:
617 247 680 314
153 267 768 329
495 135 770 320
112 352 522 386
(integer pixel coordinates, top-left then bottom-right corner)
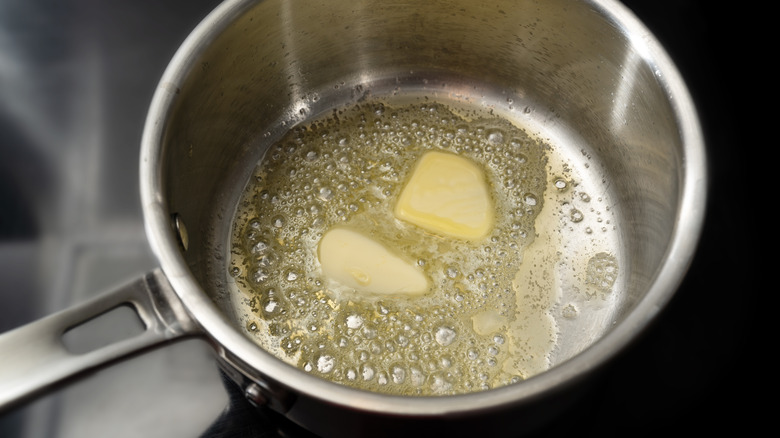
262 298 286 319
430 372 453 393
586 252 619 294
257 253 276 267
317 354 336 373
410 367 426 386
435 327 457 346
562 304 578 319
554 178 567 190
570 209 584 223
487 129 505 144
251 240 269 254
360 364 375 381
362 326 378 340
318 187 334 201
281 336 302 354
391 364 407 384
346 314 364 329
253 269 270 283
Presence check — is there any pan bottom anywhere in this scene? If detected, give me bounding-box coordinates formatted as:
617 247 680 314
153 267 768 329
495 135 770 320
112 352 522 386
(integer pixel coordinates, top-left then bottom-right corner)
219 83 625 396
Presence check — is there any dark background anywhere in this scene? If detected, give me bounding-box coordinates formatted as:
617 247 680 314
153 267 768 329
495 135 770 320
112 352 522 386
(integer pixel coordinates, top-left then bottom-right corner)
534 1 757 435
536 1 756 434
1 1 755 436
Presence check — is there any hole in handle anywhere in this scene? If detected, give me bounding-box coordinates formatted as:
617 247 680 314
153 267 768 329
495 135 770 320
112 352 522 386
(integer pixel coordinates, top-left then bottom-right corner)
62 304 145 355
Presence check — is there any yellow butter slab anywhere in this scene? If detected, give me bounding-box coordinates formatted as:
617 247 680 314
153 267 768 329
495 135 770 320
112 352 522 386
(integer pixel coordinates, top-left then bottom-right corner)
394 151 494 240
318 227 429 296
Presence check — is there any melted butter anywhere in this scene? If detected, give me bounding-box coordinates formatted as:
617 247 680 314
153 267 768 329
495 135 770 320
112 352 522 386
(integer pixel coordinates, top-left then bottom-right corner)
227 100 563 395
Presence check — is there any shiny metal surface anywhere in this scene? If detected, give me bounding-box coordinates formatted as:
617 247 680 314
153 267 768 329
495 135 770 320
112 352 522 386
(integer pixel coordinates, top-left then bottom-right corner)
140 0 705 434
0 0 754 436
0 271 191 410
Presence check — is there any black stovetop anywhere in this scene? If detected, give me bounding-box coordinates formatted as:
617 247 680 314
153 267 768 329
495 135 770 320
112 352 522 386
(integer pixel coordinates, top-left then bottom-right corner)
1 1 755 436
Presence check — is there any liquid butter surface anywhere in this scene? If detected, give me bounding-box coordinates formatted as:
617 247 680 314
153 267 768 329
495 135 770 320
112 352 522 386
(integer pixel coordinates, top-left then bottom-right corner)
228 100 562 395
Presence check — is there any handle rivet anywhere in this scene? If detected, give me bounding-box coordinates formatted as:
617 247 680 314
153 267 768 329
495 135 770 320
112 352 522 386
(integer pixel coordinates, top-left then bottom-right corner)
244 382 269 407
172 213 189 251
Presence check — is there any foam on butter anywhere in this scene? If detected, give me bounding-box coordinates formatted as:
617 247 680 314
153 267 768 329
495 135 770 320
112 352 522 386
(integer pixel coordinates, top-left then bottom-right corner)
318 227 430 295
394 151 494 240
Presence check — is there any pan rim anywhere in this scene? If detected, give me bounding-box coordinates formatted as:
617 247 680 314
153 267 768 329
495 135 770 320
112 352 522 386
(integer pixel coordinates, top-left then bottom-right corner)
139 0 707 417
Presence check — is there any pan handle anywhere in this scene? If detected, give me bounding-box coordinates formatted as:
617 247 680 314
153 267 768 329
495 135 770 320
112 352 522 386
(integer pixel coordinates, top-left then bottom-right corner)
0 268 200 411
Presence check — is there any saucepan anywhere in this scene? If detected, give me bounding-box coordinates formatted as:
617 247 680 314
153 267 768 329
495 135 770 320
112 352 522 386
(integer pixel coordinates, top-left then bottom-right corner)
0 0 706 435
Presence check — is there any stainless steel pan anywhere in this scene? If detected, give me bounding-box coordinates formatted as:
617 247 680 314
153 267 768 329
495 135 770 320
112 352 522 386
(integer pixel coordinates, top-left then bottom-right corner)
0 0 707 435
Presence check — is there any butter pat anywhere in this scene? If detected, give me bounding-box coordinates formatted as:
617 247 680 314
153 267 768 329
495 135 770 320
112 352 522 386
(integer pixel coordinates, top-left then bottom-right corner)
318 227 429 296
394 151 494 240
472 309 508 336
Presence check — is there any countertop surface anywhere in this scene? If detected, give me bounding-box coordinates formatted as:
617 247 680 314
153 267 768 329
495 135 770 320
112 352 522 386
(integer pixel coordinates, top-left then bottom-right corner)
1 1 756 436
